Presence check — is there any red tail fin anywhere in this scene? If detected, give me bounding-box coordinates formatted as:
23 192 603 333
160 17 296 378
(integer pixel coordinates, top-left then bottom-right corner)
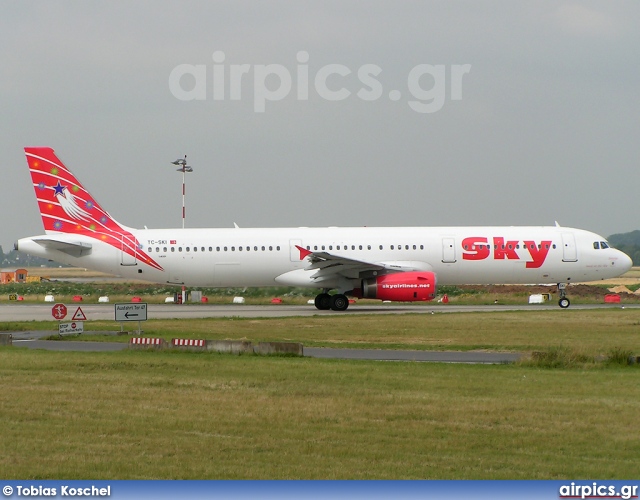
25 147 123 235
24 147 162 271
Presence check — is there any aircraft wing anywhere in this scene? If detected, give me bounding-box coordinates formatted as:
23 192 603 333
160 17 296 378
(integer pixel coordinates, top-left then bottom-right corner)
295 245 384 281
32 238 93 257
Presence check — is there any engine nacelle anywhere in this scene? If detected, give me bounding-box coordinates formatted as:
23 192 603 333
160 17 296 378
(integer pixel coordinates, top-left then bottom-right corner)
360 271 437 302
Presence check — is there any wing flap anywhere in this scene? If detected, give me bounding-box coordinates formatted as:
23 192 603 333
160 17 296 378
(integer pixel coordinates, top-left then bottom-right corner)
295 245 384 282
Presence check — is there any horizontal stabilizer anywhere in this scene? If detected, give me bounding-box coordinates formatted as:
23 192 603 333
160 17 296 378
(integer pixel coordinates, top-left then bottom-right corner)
32 238 93 257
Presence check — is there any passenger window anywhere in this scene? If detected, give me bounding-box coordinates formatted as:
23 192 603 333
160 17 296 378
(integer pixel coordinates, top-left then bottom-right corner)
156 247 160 253
163 247 167 252
178 247 182 252
216 247 220 251
171 247 175 252
391 245 395 250
261 246 265 251
193 247 197 252
148 247 152 253
269 246 273 251
420 245 424 250
277 246 280 251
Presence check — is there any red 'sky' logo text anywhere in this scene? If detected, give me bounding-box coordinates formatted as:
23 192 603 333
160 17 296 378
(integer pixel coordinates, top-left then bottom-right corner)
461 237 552 269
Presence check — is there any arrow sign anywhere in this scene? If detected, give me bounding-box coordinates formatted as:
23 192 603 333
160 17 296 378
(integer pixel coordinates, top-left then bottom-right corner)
114 303 148 322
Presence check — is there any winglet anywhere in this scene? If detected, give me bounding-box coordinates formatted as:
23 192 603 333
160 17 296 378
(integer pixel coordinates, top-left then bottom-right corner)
296 245 312 260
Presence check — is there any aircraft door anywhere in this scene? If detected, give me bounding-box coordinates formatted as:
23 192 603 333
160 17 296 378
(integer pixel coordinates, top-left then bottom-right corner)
442 237 457 263
561 233 578 262
120 235 138 266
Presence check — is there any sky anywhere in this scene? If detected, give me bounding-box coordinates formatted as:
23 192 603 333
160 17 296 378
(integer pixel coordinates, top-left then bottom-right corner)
1 1 639 251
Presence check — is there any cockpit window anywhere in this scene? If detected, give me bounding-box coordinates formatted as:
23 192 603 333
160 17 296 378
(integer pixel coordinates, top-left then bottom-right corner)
593 242 600 249
601 241 609 249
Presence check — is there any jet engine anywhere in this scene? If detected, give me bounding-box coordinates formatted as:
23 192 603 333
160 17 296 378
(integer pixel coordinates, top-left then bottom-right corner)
360 271 437 302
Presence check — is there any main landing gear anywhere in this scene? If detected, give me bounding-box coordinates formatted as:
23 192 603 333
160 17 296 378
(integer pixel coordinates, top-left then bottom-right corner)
314 291 349 311
557 283 570 308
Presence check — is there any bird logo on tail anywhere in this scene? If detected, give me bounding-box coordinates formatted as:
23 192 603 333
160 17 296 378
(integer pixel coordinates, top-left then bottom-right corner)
25 147 163 271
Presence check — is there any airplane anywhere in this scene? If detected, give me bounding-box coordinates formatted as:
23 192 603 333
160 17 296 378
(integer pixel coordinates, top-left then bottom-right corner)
16 147 633 311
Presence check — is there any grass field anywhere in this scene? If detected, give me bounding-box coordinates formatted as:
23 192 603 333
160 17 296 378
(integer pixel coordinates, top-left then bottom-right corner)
5 309 640 356
1 347 639 479
3 267 640 479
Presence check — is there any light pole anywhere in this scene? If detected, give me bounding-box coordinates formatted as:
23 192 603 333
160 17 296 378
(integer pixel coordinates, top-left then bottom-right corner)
171 155 193 229
170 155 193 305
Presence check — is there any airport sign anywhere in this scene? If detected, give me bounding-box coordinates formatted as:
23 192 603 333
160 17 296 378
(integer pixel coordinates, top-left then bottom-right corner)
115 302 148 322
52 303 67 320
72 306 87 321
59 322 83 335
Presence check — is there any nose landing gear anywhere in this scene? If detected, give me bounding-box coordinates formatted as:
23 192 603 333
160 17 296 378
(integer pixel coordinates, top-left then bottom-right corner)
558 283 570 308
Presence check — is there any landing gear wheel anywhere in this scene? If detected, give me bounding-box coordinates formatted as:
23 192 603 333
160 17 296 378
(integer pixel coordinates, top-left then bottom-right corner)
314 293 332 310
557 283 570 309
330 294 349 311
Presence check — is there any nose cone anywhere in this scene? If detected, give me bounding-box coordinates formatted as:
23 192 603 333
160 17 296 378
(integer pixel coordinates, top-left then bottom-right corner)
618 250 633 273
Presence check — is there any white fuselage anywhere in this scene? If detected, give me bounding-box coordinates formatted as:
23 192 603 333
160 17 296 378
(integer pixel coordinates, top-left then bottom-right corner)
17 225 632 289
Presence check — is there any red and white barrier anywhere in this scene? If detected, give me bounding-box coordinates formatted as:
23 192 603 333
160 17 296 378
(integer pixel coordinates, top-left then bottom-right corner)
171 339 206 347
129 337 164 345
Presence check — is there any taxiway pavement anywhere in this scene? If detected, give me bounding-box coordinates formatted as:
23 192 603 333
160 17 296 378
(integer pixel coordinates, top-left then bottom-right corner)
0 302 633 322
8 329 521 363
